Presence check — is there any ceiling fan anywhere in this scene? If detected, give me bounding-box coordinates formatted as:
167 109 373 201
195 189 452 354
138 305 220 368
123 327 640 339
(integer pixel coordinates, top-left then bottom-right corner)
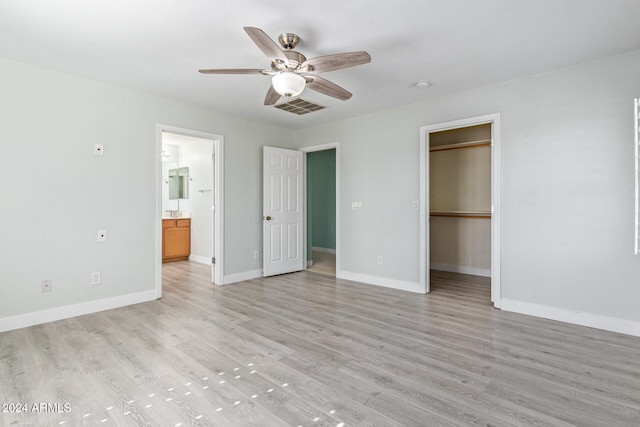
199 27 371 105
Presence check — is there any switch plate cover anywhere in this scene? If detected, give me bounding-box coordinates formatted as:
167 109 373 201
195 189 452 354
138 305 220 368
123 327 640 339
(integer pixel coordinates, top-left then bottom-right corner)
91 272 101 285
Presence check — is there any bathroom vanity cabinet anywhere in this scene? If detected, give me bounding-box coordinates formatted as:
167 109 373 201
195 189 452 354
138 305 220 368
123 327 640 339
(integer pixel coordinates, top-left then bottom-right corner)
162 218 191 263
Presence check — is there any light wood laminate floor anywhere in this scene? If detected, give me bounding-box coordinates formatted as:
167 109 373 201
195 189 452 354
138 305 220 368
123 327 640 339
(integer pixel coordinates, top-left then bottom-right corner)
307 251 336 276
1 262 639 426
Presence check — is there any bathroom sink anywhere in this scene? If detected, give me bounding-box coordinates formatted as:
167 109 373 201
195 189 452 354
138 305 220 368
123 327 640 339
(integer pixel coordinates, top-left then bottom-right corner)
162 211 191 219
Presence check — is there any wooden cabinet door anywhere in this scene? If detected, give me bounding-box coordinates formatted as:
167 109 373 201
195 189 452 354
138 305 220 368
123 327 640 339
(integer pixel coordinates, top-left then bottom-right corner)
163 219 191 262
164 227 190 258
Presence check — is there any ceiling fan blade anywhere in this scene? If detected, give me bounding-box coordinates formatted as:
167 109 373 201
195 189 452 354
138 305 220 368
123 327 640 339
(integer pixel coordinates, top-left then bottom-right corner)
301 51 371 73
199 68 269 75
305 76 352 100
264 85 281 105
244 27 289 63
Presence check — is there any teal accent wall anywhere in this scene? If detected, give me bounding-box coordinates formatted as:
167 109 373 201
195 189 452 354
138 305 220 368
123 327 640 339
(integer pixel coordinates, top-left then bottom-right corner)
307 149 336 260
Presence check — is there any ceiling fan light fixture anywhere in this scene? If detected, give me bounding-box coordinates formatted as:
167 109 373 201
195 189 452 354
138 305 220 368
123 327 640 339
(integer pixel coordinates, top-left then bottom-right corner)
272 71 306 98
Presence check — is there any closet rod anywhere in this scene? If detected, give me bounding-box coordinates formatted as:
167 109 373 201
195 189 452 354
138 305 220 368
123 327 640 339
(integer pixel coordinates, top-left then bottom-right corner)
429 139 491 152
430 210 492 219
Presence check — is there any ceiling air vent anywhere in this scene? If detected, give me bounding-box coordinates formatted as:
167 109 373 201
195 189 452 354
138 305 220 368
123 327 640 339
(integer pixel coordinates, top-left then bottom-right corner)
273 98 325 115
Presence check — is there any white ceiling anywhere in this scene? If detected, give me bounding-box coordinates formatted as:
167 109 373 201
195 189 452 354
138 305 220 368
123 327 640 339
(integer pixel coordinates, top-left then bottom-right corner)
1 0 639 129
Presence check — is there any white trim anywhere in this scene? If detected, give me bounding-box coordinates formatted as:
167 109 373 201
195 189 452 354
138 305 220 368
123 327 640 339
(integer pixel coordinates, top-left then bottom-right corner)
155 126 164 298
418 134 431 293
419 113 501 307
300 142 339 153
339 271 424 294
156 124 225 294
213 138 225 284
634 98 639 255
189 254 211 265
501 299 640 338
300 142 340 275
419 135 428 293
430 263 491 277
312 246 336 254
491 116 502 307
224 269 263 285
0 290 157 333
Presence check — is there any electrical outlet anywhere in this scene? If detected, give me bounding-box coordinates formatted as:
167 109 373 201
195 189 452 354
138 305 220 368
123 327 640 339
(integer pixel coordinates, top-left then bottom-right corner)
91 272 101 285
254 251 259 259
94 143 104 155
351 201 362 210
41 279 52 293
97 229 107 242
377 256 383 265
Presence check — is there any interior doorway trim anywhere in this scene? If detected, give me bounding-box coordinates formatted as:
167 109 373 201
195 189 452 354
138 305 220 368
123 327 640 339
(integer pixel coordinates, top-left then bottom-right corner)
299 142 340 276
155 124 225 297
419 113 501 307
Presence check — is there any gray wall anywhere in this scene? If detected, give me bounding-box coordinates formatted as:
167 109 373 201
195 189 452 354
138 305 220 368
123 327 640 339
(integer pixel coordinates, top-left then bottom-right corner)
0 56 295 322
295 50 640 324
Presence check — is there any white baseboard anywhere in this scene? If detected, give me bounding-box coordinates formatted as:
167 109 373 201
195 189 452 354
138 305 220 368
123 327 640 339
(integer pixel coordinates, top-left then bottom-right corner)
338 270 425 294
307 260 313 267
0 290 158 333
189 254 211 265
312 246 336 254
430 262 491 277
223 269 263 285
501 299 640 338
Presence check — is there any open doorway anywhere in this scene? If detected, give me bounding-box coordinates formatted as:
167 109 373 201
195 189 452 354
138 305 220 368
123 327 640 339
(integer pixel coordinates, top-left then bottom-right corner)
301 143 340 277
156 125 224 297
420 114 501 307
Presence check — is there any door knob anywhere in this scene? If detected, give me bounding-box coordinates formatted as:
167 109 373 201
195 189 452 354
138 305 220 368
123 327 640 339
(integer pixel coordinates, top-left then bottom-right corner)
265 216 272 221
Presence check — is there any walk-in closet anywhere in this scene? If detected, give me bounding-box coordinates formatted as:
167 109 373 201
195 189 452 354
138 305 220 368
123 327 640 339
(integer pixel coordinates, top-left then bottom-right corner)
429 123 492 290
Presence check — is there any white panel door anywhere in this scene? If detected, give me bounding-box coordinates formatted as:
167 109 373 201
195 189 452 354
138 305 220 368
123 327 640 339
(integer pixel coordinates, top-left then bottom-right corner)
263 146 304 277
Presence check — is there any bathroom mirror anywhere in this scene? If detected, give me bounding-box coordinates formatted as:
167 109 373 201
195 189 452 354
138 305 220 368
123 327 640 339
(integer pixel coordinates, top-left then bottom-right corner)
169 166 189 200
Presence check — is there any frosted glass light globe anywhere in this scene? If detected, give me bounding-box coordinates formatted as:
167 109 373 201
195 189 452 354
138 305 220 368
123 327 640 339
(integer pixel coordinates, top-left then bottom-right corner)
272 72 306 98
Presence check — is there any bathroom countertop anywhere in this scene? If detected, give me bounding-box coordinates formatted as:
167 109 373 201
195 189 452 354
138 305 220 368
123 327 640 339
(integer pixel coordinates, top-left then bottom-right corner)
162 212 191 219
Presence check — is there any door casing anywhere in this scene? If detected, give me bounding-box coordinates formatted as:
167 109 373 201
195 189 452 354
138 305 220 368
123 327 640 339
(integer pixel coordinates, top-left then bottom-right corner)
419 113 501 307
300 142 340 276
155 124 224 296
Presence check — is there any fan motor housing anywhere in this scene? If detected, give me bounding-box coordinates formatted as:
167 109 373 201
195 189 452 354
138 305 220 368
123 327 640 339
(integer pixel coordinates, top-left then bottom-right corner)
272 50 307 71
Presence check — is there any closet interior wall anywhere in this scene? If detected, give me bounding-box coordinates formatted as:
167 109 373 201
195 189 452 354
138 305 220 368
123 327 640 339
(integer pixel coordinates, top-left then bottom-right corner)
429 124 492 278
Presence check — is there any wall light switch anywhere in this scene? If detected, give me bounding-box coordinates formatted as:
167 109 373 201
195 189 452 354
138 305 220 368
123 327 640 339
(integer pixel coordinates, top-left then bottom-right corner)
94 143 104 156
97 229 107 242
351 201 362 210
91 272 101 285
412 200 419 210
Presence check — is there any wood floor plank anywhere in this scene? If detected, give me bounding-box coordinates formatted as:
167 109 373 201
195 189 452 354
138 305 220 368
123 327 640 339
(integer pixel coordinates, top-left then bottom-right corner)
255 357 407 427
179 339 343 426
1 261 640 426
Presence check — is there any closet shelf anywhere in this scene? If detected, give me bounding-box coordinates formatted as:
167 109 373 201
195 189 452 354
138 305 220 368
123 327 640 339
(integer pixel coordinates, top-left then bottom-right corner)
429 139 492 152
430 210 492 218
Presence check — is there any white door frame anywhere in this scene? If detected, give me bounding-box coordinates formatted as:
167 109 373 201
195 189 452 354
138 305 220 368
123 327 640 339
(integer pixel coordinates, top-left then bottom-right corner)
155 124 225 297
299 142 340 276
419 113 501 307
